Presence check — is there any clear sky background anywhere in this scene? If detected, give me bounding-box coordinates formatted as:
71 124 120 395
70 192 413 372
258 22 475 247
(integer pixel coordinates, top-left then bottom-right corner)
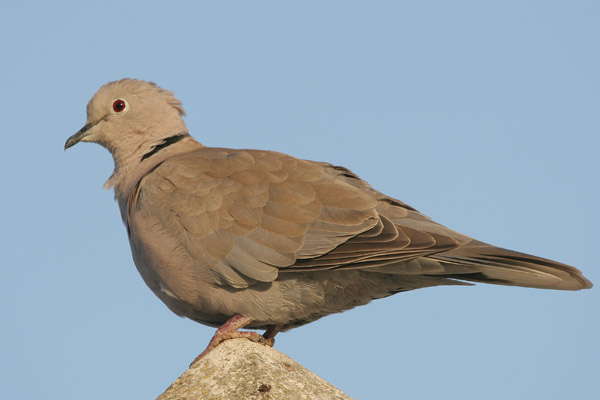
1 1 598 399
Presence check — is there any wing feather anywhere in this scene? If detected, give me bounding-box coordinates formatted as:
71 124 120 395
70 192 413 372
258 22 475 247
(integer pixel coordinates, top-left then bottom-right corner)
131 148 591 291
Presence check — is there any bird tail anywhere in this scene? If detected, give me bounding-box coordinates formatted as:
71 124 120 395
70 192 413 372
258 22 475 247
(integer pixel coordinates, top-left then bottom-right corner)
427 240 593 291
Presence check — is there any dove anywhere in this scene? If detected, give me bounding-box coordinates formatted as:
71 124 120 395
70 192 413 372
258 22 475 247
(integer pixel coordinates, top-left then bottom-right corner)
65 79 592 364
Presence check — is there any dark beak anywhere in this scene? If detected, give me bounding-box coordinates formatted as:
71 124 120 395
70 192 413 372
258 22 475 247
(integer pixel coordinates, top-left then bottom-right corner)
64 123 93 150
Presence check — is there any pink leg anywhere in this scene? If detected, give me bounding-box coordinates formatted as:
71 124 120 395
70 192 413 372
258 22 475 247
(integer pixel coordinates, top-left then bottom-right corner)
190 315 274 366
263 324 283 343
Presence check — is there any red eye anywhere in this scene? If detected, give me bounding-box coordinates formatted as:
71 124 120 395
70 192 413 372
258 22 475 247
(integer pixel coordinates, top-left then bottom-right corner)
113 99 126 113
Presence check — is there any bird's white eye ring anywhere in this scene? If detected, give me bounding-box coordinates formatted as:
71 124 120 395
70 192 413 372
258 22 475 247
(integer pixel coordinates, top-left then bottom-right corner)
112 99 127 113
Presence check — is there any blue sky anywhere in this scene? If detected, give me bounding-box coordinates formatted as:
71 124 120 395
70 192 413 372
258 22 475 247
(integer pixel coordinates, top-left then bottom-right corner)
1 1 598 399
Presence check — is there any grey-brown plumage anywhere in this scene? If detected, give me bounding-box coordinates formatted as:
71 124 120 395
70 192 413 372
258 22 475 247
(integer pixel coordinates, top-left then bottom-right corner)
65 79 592 360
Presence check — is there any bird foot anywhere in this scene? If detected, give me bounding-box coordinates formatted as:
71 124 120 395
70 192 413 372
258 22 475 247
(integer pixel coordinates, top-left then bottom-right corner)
189 315 278 367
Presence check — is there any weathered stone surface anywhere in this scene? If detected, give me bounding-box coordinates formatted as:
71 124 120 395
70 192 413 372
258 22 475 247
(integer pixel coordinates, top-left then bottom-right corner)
157 339 352 400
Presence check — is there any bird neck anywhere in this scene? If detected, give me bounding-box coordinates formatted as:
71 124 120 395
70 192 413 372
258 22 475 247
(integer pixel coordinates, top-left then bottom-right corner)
106 134 204 209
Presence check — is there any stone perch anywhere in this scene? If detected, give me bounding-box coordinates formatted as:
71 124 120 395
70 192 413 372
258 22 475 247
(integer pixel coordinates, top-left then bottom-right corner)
157 339 353 400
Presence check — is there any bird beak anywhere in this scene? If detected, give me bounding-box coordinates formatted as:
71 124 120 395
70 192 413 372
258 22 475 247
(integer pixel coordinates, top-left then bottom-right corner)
64 123 93 150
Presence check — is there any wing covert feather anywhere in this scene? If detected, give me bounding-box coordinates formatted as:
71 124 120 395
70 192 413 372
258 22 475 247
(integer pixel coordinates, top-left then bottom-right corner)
134 148 414 287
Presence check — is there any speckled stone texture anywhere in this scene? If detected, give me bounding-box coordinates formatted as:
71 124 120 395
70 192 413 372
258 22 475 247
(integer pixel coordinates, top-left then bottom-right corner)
157 339 352 400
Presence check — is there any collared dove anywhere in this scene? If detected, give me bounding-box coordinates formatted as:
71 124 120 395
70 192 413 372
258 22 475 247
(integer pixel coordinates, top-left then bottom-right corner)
65 79 592 364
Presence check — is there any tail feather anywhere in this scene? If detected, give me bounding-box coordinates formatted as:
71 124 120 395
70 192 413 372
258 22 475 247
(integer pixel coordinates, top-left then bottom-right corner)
428 240 592 291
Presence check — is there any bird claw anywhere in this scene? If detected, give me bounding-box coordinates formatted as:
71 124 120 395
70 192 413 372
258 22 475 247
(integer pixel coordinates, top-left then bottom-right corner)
189 315 278 367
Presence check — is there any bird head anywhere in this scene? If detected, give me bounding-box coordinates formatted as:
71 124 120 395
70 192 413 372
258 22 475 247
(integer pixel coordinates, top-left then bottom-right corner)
65 79 188 158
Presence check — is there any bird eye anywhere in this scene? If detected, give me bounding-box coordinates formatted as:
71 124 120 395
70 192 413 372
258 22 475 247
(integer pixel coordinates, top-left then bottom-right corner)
113 99 126 113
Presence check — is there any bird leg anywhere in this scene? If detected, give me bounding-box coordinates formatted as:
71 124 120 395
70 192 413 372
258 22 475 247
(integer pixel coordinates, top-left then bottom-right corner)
263 324 283 342
190 315 280 366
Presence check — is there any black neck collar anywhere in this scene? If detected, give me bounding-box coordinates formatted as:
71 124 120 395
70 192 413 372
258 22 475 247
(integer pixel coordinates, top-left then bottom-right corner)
141 132 189 161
